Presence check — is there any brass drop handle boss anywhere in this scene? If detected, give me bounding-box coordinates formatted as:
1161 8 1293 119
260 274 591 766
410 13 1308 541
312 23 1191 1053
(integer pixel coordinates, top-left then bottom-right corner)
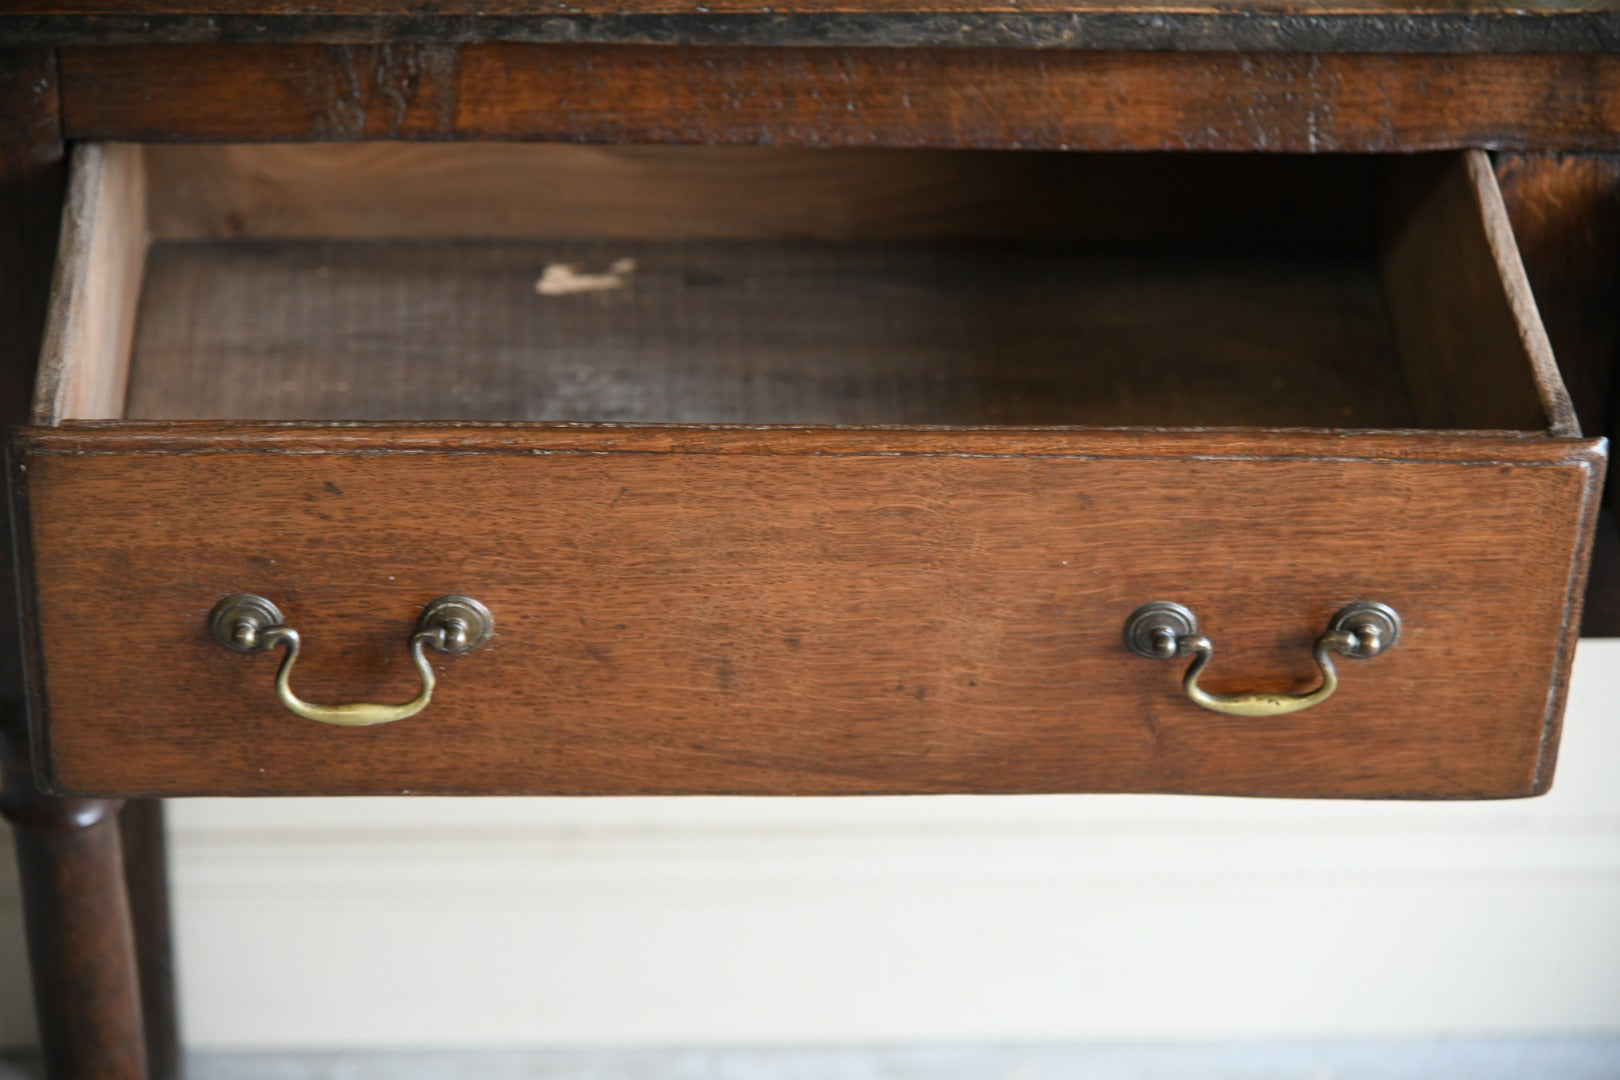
210 594 493 727
1123 601 1400 717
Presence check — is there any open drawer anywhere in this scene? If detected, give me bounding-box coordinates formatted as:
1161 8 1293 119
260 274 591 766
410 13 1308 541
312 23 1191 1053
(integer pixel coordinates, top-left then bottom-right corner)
13 143 1606 798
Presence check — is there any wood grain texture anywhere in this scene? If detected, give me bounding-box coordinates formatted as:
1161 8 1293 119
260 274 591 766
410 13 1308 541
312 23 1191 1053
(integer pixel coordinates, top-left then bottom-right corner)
1496 153 1620 634
32 141 146 425
15 424 1605 800
15 422 1605 460
8 7 1620 54
56 45 1620 153
140 143 1385 251
2 803 146 1080
15 1 1618 15
123 240 1413 429
1380 151 1572 436
1497 154 1620 442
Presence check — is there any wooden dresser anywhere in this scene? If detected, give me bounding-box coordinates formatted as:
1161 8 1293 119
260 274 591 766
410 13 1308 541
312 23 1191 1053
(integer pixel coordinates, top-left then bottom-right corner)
1 6 1617 1077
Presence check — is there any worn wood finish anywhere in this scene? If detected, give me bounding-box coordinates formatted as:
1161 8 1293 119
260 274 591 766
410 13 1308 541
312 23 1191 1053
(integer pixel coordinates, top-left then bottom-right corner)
56 45 1620 153
14 424 1603 800
33 142 146 425
119 800 180 1080
124 240 1412 428
1495 153 1620 634
7 3 1620 53
10 0 1616 14
0 50 159 1080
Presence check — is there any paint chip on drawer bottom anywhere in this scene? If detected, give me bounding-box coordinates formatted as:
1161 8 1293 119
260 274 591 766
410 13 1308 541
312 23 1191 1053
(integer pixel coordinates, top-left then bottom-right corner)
536 258 637 295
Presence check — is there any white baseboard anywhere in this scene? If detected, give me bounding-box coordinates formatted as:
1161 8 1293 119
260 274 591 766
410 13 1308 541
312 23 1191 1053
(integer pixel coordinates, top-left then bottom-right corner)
3 641 1618 1050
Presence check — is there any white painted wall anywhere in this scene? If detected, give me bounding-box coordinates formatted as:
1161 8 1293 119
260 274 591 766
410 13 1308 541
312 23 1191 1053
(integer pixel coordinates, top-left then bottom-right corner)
1 640 1617 1051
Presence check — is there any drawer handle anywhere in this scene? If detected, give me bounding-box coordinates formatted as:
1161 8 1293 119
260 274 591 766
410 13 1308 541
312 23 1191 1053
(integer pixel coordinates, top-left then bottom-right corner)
1122 601 1400 717
208 594 494 727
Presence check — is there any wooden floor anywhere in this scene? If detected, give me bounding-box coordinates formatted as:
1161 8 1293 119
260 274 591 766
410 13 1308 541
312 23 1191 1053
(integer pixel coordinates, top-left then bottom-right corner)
6 1041 1620 1079
125 239 1412 428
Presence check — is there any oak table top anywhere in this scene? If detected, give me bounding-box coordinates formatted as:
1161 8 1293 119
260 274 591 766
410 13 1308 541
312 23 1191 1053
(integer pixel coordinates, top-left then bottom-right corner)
4 0 1619 52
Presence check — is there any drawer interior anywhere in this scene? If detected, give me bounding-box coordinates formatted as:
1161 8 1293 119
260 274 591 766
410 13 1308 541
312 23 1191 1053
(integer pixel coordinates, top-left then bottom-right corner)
38 143 1574 434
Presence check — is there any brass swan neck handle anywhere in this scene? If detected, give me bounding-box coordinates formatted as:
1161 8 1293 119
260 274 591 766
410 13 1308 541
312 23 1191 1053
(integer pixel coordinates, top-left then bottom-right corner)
1124 601 1400 717
209 594 493 727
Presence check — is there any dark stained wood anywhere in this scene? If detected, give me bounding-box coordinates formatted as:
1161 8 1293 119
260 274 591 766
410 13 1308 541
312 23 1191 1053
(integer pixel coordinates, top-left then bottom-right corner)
1496 153 1620 632
57 45 1620 153
0 49 64 684
119 800 180 1080
9 11 1620 53
1379 152 1570 435
14 423 1604 800
21 0 1620 56
10 0 1615 14
0 49 158 1080
1 721 146 1080
0 6 1616 1073
124 240 1413 428
140 144 1386 254
1496 154 1620 441
0 772 144 1080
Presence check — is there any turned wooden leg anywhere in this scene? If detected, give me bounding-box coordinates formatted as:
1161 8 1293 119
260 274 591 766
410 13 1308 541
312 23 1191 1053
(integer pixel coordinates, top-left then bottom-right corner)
2 720 147 1080
121 800 182 1080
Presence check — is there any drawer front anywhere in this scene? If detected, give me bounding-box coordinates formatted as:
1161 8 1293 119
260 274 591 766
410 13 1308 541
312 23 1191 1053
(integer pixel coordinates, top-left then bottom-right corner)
15 425 1603 799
